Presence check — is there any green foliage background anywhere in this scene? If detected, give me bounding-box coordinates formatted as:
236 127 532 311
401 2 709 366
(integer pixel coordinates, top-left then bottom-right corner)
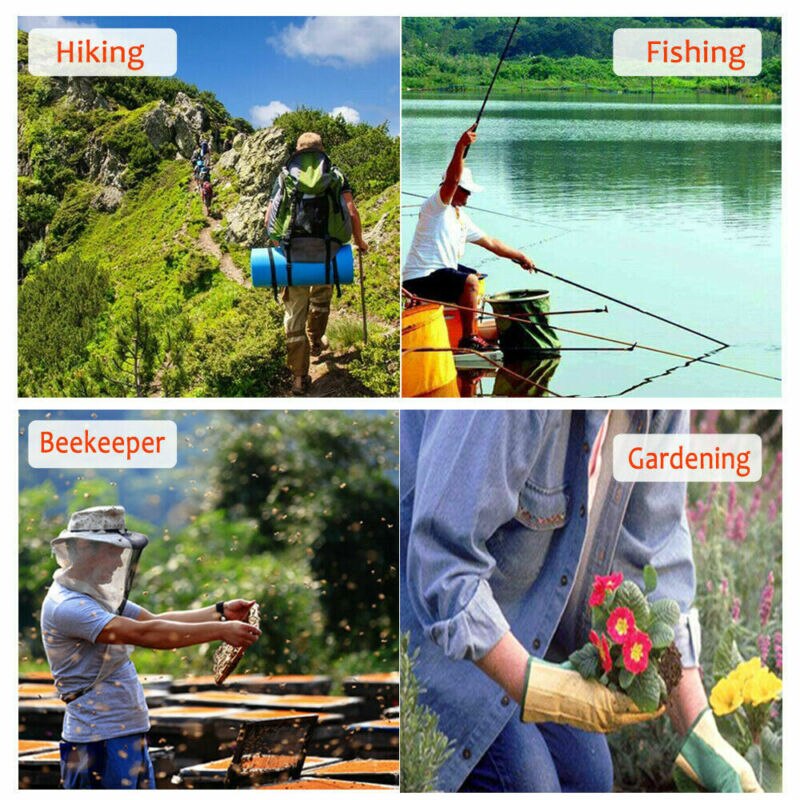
403 18 781 97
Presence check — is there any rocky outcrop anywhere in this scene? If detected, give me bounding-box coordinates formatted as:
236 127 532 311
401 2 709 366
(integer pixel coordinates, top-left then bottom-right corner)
85 139 126 188
65 77 109 111
223 127 291 246
91 186 124 212
142 92 209 158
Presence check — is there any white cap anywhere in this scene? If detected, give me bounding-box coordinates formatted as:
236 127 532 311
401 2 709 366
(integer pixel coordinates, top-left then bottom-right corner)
441 166 484 194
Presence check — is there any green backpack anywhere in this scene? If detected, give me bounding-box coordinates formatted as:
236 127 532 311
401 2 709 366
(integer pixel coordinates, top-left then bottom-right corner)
266 150 352 295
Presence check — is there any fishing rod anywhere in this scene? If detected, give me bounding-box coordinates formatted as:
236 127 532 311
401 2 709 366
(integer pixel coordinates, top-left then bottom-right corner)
464 17 521 158
522 263 729 347
548 324 780 382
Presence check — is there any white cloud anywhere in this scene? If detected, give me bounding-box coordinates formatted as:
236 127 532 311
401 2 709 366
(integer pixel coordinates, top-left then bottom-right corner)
18 16 97 31
270 17 399 67
249 101 292 128
329 106 360 124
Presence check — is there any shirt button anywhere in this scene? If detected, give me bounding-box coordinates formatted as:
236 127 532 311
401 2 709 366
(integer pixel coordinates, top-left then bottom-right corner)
582 441 590 453
462 748 471 760
533 638 541 650
560 574 568 586
579 504 586 518
501 695 510 706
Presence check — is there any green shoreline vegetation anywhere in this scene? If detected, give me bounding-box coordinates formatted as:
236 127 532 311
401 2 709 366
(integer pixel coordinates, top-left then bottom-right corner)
403 18 781 100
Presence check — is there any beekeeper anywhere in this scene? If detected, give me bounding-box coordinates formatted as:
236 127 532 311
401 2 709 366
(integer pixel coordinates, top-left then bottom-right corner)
401 410 762 793
41 506 262 790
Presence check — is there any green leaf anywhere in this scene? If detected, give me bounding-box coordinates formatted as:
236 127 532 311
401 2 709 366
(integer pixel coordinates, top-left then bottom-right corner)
745 744 763 786
613 580 650 628
643 564 658 594
619 668 635 690
712 625 744 683
649 621 675 649
649 598 681 629
761 727 782 765
627 664 661 713
591 603 610 632
569 642 600 680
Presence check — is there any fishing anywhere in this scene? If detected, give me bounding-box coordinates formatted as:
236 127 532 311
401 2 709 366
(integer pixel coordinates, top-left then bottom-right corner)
400 16 779 397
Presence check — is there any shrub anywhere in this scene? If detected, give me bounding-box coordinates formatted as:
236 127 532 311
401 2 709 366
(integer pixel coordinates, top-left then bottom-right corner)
400 634 453 791
18 253 110 395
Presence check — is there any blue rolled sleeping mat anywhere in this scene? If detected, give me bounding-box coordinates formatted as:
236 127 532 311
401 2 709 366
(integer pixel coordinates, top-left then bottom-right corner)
251 243 354 295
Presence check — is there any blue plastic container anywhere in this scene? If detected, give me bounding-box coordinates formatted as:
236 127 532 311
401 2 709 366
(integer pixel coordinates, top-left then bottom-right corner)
251 245 354 288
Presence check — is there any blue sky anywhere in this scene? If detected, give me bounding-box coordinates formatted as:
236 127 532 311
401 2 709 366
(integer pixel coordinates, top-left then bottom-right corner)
19 16 400 134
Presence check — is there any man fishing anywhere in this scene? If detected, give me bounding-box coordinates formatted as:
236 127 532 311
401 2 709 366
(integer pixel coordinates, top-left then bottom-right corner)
41 505 261 789
401 410 762 793
403 128 535 353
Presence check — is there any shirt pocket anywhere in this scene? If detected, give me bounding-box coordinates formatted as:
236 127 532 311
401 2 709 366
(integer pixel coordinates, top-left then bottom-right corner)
515 479 571 532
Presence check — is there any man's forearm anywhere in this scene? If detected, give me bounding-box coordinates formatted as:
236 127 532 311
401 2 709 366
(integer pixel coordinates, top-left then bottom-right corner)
475 631 530 705
103 618 226 649
155 606 219 623
667 666 709 735
479 236 525 262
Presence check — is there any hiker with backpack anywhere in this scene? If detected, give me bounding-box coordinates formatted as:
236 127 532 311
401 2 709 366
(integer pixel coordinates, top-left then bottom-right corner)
201 177 214 216
264 131 369 396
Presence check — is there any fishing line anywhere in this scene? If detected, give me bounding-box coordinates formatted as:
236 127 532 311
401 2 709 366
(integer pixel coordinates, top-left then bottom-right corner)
401 191 573 233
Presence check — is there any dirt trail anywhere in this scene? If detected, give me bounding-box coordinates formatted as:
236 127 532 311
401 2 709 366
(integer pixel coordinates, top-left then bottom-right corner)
197 215 248 286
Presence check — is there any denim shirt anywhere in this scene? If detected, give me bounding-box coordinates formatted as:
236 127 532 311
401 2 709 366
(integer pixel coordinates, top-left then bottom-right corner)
400 410 698 791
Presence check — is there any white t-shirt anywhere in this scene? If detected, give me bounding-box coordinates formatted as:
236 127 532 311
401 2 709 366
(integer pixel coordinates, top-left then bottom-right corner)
403 191 485 281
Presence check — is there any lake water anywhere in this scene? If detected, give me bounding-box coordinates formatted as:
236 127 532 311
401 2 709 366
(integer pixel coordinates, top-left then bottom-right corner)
401 93 781 397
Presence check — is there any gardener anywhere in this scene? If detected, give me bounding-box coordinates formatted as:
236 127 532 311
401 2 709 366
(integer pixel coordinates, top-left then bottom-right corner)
264 131 369 396
401 410 762 792
402 128 535 353
40 505 261 790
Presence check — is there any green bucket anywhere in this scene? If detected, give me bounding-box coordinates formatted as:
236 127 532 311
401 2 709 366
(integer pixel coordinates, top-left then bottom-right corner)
486 290 561 354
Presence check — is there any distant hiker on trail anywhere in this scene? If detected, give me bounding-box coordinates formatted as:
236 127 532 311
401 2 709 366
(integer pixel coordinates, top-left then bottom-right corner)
403 127 535 353
201 178 214 216
264 131 369 396
41 505 261 790
199 137 210 160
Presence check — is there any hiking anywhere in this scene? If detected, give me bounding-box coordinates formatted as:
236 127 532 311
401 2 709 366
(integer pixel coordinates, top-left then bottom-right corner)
17 17 400 399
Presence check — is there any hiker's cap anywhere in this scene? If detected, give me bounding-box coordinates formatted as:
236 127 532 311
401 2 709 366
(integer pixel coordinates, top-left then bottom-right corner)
442 166 484 194
296 132 324 152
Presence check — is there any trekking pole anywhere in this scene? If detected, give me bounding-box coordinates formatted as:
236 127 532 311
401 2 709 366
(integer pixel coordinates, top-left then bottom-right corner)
464 17 521 159
358 249 368 344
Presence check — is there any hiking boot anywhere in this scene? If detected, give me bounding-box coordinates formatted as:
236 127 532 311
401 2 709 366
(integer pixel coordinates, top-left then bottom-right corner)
310 336 329 358
457 334 498 353
291 375 312 396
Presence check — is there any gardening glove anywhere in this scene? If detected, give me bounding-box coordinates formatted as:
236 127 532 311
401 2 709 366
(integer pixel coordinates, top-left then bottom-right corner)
674 708 763 792
521 657 664 732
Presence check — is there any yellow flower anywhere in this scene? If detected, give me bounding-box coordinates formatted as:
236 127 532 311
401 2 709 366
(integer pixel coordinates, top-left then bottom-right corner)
743 667 782 707
730 657 762 687
710 676 743 716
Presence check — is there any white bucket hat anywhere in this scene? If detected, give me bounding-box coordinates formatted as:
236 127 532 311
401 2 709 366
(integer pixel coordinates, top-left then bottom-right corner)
441 165 484 194
51 506 148 613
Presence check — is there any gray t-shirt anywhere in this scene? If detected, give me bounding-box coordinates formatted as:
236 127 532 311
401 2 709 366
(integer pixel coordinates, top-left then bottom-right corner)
41 582 150 743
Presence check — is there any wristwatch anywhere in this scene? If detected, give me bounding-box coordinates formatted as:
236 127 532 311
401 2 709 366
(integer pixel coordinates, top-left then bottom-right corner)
216 601 227 621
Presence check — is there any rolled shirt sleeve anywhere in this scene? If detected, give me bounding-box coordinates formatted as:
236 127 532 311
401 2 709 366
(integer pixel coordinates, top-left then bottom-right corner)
405 410 547 661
